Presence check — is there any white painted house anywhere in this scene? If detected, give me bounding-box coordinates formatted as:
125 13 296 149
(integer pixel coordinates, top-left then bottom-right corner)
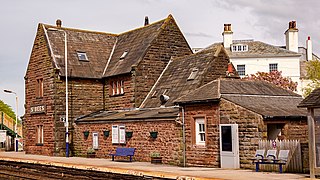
211 21 319 95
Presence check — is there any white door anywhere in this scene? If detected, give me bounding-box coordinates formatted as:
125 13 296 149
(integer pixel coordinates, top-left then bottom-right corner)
219 124 240 168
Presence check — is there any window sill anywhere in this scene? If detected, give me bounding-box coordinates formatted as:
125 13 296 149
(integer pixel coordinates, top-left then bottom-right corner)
109 93 125 97
36 143 43 146
36 97 43 100
193 144 206 148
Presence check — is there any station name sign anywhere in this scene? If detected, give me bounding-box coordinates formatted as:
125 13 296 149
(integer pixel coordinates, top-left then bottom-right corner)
30 105 46 114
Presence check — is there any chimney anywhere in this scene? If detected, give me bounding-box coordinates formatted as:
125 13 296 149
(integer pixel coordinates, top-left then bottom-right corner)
285 20 298 52
222 24 233 49
144 16 149 26
56 19 62 28
307 36 313 61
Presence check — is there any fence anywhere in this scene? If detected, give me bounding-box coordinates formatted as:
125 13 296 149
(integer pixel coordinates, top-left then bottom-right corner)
258 139 302 173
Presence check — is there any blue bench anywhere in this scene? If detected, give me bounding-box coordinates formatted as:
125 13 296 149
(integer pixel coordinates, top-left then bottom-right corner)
252 149 289 173
109 147 135 162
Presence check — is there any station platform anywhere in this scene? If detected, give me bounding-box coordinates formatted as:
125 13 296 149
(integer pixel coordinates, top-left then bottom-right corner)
0 151 310 180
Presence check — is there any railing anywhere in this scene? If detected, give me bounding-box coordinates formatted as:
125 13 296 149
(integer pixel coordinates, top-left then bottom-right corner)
258 139 302 173
0 111 22 137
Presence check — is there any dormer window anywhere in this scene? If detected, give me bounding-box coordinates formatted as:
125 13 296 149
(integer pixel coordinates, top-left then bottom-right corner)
120 51 128 60
231 44 248 52
187 68 199 81
77 52 88 61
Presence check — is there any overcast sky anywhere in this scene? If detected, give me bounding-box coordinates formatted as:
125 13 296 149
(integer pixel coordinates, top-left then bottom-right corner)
0 0 319 116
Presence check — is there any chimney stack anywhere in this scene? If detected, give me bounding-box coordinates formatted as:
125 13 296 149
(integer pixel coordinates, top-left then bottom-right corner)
222 24 233 49
56 19 62 28
307 36 313 61
144 16 149 26
285 20 298 52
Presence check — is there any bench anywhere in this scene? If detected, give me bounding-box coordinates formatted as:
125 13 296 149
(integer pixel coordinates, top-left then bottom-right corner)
109 147 135 162
253 149 289 173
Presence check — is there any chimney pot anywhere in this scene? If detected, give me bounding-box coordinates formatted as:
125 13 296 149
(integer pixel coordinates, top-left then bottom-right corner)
289 21 292 29
308 36 311 40
292 21 296 28
56 19 62 28
144 16 149 26
227 63 233 73
224 24 228 31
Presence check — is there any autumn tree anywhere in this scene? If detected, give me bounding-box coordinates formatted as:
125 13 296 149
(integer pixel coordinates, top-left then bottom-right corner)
244 71 297 91
0 99 16 120
303 60 320 97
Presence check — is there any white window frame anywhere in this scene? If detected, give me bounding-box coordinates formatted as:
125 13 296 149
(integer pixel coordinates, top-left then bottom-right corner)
92 132 99 149
77 52 88 61
231 44 248 52
112 125 126 144
237 65 246 76
195 118 205 146
37 125 44 144
269 63 278 72
120 80 124 94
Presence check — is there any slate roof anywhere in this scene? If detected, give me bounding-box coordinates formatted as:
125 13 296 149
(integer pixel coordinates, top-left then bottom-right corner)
209 40 300 58
103 18 166 77
45 25 117 78
43 15 175 79
140 45 235 108
75 107 179 123
298 88 320 108
175 78 306 117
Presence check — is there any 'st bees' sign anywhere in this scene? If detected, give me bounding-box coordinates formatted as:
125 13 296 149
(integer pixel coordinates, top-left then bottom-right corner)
30 105 46 114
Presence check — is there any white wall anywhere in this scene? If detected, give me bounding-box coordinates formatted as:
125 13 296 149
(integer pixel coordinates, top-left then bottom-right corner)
231 56 302 94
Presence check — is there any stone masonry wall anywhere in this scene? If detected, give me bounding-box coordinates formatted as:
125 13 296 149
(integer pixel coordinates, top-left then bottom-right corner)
104 74 134 110
54 78 104 156
24 24 56 156
183 103 220 167
73 120 182 165
134 17 192 107
219 99 264 169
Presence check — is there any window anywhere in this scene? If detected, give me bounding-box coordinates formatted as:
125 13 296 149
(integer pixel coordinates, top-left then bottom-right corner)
36 125 43 144
120 51 128 60
112 125 126 144
195 118 206 145
187 68 199 81
237 65 246 76
77 52 88 61
269 63 278 72
110 80 125 96
92 132 99 149
231 44 248 52
36 78 43 97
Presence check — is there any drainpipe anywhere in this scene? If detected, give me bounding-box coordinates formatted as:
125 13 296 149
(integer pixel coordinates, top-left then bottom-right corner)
182 106 186 167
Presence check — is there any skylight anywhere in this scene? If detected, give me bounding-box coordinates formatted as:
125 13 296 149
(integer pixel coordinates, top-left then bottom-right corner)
187 68 199 81
120 51 128 60
77 52 88 61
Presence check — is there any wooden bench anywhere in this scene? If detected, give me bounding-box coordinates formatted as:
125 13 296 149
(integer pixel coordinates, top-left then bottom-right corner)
109 147 135 162
253 150 289 173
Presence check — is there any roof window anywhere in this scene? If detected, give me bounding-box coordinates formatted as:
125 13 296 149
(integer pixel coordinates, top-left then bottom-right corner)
187 68 199 81
77 52 88 61
231 44 248 52
120 51 128 60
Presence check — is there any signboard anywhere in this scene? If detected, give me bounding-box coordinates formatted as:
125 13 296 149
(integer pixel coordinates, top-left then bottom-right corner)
0 130 6 143
30 105 46 114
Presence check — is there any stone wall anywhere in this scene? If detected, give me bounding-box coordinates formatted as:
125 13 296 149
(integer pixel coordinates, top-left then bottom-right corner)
219 99 264 169
73 120 182 165
24 24 56 156
134 17 192 107
182 103 220 167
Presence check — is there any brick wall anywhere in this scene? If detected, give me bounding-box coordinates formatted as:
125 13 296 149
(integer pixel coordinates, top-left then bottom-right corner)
25 24 56 156
182 103 220 167
73 120 182 165
134 17 192 107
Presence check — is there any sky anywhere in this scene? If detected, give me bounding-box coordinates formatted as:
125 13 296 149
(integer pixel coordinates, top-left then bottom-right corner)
0 0 319 117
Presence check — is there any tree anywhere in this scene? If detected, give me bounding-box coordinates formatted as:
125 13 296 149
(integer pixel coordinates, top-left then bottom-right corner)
303 60 320 97
0 100 16 120
244 71 297 91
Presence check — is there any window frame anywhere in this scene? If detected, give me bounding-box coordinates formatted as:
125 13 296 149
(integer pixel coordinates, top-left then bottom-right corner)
36 125 44 145
77 52 89 61
109 80 125 96
269 63 278 72
237 64 246 76
36 78 44 98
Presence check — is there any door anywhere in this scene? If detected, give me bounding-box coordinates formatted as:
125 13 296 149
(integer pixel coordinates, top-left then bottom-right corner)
220 124 239 168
